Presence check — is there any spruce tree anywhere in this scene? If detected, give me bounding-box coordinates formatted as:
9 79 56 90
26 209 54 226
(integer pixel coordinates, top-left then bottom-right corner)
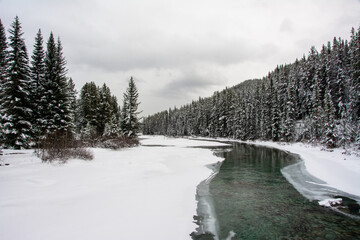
0 18 7 87
43 32 57 133
43 33 71 135
67 78 77 136
98 84 113 135
78 82 100 137
0 19 8 145
349 27 360 146
54 37 72 132
121 77 140 137
2 16 32 148
323 86 337 148
283 77 296 142
30 29 46 138
310 77 324 142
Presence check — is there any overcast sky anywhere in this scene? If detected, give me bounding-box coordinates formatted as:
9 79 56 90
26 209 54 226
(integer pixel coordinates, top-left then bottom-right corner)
1 0 360 116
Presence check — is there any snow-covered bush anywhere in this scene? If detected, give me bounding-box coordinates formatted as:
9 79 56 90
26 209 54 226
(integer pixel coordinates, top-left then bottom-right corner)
98 136 139 150
36 131 93 162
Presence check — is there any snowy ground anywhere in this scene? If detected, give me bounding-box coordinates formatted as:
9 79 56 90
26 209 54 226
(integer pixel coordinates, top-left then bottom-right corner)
0 136 228 240
192 136 360 205
1 136 359 240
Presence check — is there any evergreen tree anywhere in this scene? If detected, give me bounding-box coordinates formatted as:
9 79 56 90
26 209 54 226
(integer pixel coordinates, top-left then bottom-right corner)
42 33 71 135
98 84 113 135
323 86 337 148
310 77 324 142
283 75 296 141
121 77 140 137
30 29 46 138
0 18 7 87
78 82 100 136
0 19 8 145
67 78 77 136
104 114 121 137
271 71 281 141
349 27 360 145
1 16 32 148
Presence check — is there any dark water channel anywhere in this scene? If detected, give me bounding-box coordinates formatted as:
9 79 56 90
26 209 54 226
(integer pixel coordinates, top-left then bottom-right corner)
193 143 360 240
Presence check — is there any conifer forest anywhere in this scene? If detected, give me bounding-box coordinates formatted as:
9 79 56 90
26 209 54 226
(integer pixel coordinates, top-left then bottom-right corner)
0 17 140 149
143 27 360 149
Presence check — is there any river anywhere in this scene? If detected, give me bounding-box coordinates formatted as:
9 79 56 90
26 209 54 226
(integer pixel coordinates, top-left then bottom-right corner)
192 142 360 240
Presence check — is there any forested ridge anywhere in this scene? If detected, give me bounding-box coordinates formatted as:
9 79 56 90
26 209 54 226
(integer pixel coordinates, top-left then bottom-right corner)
143 27 360 148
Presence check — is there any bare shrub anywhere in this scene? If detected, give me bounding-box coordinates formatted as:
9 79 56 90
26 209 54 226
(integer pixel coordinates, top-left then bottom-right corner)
36 131 93 162
98 136 139 149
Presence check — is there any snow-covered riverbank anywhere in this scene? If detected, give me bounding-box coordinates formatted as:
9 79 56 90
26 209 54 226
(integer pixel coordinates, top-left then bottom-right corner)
0 136 228 240
192 136 360 204
242 141 360 199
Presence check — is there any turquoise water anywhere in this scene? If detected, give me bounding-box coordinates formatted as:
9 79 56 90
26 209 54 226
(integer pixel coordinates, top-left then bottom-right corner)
196 143 360 240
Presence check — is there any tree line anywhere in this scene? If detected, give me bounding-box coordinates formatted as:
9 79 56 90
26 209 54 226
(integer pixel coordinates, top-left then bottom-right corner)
143 26 360 149
0 16 140 150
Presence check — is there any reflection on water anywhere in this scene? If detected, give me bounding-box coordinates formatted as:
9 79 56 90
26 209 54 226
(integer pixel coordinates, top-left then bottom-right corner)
204 143 360 240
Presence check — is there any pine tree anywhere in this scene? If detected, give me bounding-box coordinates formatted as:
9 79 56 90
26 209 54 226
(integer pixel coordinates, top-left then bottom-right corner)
323 86 337 148
0 19 8 145
1 16 32 148
67 78 77 136
104 114 121 137
30 29 46 138
310 77 324 142
283 76 296 142
78 82 100 137
121 77 140 137
55 37 72 132
349 27 360 146
271 71 281 141
43 33 71 135
0 18 7 87
98 84 113 135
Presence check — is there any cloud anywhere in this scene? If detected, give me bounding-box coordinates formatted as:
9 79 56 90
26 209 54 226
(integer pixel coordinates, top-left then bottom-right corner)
280 18 293 33
1 0 360 116
157 66 226 99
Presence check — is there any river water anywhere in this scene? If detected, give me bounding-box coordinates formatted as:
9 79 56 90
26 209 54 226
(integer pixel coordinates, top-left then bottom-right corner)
192 142 360 240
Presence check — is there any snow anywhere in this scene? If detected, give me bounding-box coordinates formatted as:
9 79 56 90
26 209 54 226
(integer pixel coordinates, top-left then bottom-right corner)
191 136 360 203
247 141 360 199
318 198 343 207
0 136 228 240
2 135 359 240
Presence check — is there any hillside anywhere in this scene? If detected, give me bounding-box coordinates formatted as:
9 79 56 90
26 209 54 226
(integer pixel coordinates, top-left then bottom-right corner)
143 27 360 149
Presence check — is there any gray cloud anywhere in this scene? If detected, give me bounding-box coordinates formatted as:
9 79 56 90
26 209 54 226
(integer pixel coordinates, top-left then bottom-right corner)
157 67 226 100
1 0 360 116
280 18 293 33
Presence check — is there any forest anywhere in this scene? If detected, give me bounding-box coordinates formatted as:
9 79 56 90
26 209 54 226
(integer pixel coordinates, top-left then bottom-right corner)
143 27 360 149
0 17 140 151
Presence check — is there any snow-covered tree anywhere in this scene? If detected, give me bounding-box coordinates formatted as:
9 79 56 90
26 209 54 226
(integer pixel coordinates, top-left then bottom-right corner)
104 114 121 137
310 77 324 142
323 86 337 148
0 18 7 88
121 77 140 137
67 77 77 136
0 19 8 145
78 82 100 136
42 33 72 135
30 29 46 138
1 16 32 148
98 83 113 135
349 27 360 146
